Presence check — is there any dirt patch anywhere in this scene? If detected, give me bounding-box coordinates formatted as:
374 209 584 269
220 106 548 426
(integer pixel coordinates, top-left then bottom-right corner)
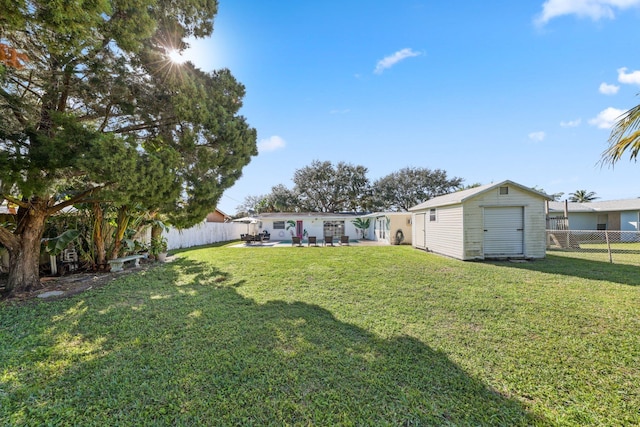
0 258 169 304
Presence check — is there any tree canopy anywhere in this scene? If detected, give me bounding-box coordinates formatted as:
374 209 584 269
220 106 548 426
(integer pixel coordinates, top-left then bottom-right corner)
238 161 463 214
372 167 463 211
293 161 371 212
0 0 257 294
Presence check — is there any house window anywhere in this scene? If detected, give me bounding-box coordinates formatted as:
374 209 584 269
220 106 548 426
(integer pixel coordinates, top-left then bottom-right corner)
499 186 509 195
323 221 345 237
429 209 436 222
596 223 607 230
273 221 285 229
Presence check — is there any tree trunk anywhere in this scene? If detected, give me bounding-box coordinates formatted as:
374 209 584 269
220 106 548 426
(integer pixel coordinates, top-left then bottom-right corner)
110 206 130 260
151 224 163 241
92 203 106 266
5 206 47 295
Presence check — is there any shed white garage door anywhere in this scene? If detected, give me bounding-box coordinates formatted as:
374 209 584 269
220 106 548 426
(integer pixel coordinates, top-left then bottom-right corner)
483 207 524 257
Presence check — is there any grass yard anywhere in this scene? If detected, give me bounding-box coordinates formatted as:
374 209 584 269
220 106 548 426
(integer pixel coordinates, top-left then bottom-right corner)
1 245 639 426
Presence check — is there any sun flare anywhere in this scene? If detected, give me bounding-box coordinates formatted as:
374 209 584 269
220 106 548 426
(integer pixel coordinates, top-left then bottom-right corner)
168 49 186 64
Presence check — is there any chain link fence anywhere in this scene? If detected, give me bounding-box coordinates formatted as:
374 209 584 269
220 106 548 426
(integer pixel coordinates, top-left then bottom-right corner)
547 230 640 264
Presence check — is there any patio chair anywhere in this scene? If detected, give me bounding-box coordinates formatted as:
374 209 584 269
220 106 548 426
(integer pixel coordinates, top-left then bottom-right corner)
292 236 302 246
308 236 318 247
339 235 350 246
324 236 334 246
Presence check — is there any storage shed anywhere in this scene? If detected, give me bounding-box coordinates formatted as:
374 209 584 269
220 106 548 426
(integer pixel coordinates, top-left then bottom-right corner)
409 180 550 260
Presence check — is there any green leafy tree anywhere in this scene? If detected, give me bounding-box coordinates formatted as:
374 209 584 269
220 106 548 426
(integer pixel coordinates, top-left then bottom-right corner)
293 160 371 212
265 184 300 212
0 0 256 295
236 194 268 215
568 190 599 203
372 167 463 211
532 186 564 201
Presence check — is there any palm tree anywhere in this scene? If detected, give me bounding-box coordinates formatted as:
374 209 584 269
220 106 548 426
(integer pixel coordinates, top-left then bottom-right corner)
568 190 599 203
601 104 640 165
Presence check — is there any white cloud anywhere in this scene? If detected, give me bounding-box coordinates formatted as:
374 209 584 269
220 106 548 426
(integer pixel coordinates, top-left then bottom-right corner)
560 118 582 127
617 67 640 85
374 48 421 74
588 107 625 128
528 131 546 142
599 82 620 94
257 135 286 152
535 0 640 26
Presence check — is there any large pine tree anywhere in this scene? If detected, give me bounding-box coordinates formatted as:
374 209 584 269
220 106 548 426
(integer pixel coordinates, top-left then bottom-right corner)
0 0 257 295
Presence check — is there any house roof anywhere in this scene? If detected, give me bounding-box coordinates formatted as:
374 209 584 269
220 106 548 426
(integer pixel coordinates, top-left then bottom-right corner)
215 208 231 219
255 212 361 220
360 211 412 218
408 180 550 211
548 198 640 213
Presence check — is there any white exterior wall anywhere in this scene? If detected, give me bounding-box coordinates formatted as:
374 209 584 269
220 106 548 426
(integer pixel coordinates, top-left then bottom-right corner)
566 213 598 230
424 205 464 259
463 186 546 259
621 211 640 232
260 218 360 241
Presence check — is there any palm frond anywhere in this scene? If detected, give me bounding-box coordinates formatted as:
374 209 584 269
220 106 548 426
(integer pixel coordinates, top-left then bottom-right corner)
601 104 640 165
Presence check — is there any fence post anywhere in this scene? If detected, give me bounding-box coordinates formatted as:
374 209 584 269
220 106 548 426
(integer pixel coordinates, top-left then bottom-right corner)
605 230 612 263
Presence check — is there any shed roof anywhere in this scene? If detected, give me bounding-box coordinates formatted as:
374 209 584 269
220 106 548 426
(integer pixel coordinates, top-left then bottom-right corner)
408 180 550 211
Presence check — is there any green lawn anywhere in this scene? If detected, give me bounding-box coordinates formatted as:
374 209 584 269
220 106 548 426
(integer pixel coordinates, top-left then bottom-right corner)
1 245 639 426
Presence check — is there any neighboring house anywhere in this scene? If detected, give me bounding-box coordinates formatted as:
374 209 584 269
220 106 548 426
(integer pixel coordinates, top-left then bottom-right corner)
547 199 640 232
361 212 413 245
205 208 232 223
409 180 550 260
249 212 362 241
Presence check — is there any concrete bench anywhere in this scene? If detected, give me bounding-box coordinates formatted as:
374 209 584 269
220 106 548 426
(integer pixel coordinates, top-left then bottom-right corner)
108 254 146 272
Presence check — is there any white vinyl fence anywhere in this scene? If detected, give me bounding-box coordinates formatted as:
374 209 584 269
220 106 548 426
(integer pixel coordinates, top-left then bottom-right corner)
163 222 246 250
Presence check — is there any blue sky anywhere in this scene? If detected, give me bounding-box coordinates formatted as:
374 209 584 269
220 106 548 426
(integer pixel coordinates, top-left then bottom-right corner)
181 0 640 214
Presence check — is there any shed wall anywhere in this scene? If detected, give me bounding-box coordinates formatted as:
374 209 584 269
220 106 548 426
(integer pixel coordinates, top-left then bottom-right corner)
424 205 464 259
463 186 546 259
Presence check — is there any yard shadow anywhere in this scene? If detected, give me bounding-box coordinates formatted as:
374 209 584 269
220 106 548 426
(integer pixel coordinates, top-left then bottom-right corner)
1 258 545 425
488 254 640 286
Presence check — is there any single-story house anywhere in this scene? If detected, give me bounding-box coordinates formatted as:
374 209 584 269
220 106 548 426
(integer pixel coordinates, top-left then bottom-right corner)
205 208 232 223
248 212 363 241
361 212 413 245
547 199 640 232
409 180 550 260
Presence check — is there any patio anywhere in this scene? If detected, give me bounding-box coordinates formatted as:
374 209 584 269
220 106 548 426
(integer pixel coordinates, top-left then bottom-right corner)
230 238 386 248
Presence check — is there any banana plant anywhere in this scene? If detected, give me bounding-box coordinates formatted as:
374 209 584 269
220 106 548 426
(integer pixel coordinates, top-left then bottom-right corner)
43 229 81 257
352 218 371 239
